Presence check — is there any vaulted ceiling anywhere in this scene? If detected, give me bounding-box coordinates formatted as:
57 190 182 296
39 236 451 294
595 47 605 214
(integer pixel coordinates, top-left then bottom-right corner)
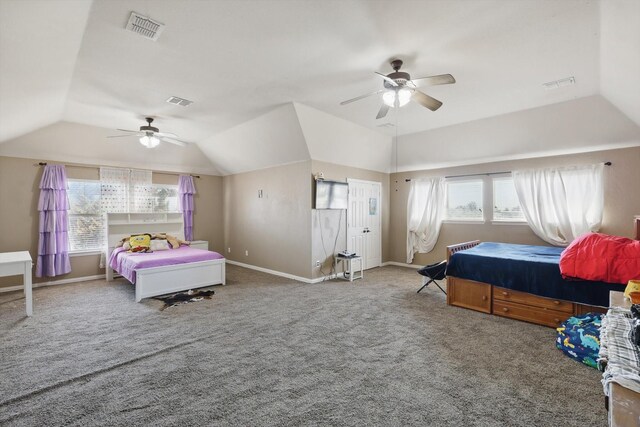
0 0 638 175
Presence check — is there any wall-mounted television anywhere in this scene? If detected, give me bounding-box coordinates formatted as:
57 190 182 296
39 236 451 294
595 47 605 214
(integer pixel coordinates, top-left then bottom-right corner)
315 180 348 210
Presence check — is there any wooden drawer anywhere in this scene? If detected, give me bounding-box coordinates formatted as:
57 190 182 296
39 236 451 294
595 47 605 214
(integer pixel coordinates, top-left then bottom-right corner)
447 277 492 314
494 286 574 314
493 300 571 328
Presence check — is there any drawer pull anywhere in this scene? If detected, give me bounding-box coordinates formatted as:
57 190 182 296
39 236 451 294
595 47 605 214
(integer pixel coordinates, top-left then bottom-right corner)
482 296 487 301
502 291 508 296
554 318 561 323
502 307 509 312
553 300 560 305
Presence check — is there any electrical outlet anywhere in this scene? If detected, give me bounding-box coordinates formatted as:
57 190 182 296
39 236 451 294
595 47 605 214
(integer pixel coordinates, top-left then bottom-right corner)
245 250 249 256
227 247 231 253
315 260 321 267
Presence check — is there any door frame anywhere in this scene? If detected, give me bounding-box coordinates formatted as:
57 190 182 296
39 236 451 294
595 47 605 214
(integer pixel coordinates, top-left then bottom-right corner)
346 178 382 269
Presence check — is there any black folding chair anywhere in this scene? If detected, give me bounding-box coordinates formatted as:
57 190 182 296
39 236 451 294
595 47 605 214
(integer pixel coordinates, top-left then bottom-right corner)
416 260 447 295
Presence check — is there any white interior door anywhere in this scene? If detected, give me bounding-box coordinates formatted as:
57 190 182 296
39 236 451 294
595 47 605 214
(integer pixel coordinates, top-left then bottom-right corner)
347 179 381 270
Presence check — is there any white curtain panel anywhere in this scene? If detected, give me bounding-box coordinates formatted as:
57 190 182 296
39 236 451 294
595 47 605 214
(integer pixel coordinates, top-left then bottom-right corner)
100 167 153 213
406 177 446 263
129 169 153 213
100 167 131 213
512 163 604 246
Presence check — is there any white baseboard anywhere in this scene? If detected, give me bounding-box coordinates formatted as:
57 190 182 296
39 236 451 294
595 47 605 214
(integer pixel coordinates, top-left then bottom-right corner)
0 274 106 294
226 260 345 284
226 260 316 283
381 261 422 269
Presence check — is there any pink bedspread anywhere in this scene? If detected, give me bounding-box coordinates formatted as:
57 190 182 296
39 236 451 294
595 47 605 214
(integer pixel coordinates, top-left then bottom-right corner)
109 246 224 284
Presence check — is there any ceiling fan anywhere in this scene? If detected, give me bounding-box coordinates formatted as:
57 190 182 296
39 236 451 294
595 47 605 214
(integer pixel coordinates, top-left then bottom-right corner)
340 59 455 119
107 117 190 148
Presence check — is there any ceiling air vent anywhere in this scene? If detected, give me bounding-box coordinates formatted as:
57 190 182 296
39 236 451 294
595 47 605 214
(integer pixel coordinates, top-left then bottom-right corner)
125 12 165 41
166 96 193 107
543 76 575 90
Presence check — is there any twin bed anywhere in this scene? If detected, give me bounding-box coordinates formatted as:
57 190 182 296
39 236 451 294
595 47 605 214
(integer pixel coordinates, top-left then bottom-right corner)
105 212 225 302
445 239 629 327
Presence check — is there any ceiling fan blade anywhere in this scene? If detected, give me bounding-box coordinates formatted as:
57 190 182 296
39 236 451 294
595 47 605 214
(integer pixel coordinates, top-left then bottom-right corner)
412 90 443 111
410 74 456 87
159 136 188 147
375 104 390 120
340 90 384 105
375 72 398 87
155 131 178 138
116 128 140 133
106 134 136 139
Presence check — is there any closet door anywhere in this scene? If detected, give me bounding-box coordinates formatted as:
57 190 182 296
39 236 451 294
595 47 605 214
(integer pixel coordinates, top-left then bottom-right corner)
347 179 381 270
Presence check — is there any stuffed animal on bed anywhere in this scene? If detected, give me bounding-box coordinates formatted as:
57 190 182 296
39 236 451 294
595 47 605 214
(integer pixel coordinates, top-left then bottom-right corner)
153 233 189 249
118 233 190 250
128 234 152 253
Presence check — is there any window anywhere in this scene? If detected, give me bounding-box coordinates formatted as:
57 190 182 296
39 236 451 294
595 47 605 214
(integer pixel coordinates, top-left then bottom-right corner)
493 177 525 222
445 179 483 221
150 184 178 212
67 176 179 252
68 180 104 251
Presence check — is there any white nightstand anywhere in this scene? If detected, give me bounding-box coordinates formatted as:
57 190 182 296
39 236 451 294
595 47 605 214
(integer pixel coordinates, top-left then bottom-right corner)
190 240 209 250
334 255 363 282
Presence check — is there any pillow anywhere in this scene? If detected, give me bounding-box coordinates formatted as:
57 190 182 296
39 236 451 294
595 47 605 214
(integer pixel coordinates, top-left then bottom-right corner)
122 241 131 250
129 234 152 253
150 239 171 251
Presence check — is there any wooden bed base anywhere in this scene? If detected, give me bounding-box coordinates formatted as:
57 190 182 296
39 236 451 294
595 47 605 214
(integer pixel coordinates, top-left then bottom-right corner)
445 241 605 328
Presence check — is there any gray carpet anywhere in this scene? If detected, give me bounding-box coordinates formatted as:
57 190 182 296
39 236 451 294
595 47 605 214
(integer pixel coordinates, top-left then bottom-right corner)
0 265 606 426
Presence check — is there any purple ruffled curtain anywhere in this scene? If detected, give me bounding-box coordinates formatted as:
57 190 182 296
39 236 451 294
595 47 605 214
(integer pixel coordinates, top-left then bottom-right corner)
36 165 71 277
178 175 196 241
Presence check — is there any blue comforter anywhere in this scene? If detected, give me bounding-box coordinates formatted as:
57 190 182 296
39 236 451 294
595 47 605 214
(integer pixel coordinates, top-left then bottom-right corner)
446 242 626 307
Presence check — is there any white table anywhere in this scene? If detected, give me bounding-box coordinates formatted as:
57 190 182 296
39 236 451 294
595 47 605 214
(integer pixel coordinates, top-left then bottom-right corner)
0 251 33 316
335 255 364 282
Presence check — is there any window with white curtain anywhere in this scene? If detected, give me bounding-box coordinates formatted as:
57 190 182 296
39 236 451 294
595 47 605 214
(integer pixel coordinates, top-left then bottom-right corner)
445 179 484 221
67 168 179 252
492 177 525 222
100 167 153 213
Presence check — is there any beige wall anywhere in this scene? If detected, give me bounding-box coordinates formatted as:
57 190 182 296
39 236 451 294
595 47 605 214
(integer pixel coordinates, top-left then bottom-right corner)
223 161 312 278
2 146 637 288
310 160 390 279
0 156 223 289
390 146 640 266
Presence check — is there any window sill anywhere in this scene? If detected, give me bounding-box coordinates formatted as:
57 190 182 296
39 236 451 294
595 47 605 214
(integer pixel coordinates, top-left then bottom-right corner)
69 250 104 257
491 220 528 225
442 220 486 225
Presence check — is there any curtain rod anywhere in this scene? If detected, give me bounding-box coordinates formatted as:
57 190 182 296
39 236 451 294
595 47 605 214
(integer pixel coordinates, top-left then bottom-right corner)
34 162 201 178
404 161 611 182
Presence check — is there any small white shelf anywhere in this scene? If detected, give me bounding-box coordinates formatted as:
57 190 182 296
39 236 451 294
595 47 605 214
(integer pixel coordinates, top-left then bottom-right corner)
108 220 183 225
105 212 185 248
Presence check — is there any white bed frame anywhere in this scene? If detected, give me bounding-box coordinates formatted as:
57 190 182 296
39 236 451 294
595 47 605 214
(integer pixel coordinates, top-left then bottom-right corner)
105 212 225 302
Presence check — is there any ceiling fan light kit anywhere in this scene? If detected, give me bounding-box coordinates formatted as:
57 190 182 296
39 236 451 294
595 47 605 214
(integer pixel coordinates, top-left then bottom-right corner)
139 133 160 148
107 117 189 148
340 59 455 119
383 88 411 108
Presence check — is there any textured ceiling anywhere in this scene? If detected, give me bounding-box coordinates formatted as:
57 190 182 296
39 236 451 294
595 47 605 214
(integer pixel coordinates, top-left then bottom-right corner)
0 0 638 175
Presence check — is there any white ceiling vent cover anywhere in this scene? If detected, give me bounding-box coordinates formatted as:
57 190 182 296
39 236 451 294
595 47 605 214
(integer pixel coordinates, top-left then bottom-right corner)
126 12 165 41
166 96 193 107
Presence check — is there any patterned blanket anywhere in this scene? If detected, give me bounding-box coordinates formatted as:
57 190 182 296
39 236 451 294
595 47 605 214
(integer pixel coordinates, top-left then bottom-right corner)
598 307 640 395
